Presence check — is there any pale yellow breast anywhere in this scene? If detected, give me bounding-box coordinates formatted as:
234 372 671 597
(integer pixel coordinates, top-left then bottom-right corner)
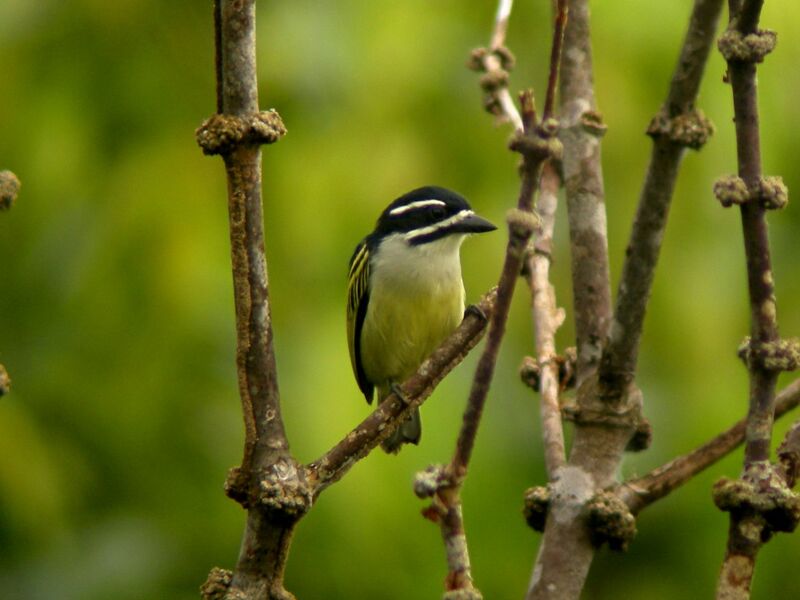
360 234 466 387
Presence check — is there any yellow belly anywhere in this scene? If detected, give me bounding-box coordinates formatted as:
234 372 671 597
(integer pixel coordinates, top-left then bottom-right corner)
360 278 464 388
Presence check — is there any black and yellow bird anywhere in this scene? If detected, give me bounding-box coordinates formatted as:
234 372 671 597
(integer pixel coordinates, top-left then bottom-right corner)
346 186 496 453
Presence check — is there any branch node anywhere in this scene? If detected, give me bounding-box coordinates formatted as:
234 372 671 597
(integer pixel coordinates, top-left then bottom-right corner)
713 476 800 534
196 110 286 156
0 171 20 211
646 108 715 150
467 46 515 73
479 70 509 93
579 110 607 138
753 176 789 210
519 349 577 392
414 463 452 500
585 491 638 551
200 567 234 600
713 175 750 207
508 130 563 162
718 29 777 64
224 466 250 506
522 485 551 532
506 208 542 245
626 417 653 453
778 423 800 488
713 175 787 209
258 461 313 518
563 379 644 429
737 337 800 372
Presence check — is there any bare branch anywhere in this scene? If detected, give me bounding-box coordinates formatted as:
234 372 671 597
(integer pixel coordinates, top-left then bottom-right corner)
542 1 568 122
489 0 513 50
620 379 800 513
528 1 724 597
525 162 567 478
305 288 498 496
599 0 722 390
558 0 611 384
469 0 523 130
197 3 302 598
713 2 799 598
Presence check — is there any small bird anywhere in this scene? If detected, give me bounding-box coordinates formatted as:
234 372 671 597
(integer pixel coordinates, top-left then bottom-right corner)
346 186 496 453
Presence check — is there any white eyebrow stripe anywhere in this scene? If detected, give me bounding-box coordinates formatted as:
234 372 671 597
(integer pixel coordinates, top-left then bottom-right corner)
404 209 474 241
388 199 447 216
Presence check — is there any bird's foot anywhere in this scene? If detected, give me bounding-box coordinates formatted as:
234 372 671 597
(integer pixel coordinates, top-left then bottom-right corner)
464 303 488 322
391 382 410 405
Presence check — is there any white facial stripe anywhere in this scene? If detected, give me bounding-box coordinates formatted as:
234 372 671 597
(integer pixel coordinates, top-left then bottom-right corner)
404 209 474 241
388 199 446 216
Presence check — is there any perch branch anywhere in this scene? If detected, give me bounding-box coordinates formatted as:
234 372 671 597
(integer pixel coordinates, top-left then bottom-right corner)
599 0 722 390
305 288 498 496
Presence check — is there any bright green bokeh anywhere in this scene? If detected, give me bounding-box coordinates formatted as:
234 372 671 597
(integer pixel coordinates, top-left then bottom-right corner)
0 1 799 598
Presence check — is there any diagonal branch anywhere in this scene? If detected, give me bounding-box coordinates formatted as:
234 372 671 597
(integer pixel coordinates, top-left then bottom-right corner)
416 4 567 596
620 379 800 514
599 0 722 390
305 288 498 497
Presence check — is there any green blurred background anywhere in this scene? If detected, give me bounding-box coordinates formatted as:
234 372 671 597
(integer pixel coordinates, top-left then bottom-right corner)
1 1 799 598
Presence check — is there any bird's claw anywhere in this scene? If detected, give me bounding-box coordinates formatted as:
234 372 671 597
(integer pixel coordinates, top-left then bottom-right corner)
391 382 410 405
464 303 488 322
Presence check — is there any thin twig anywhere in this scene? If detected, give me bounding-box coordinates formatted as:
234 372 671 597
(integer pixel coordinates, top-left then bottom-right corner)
620 379 800 513
542 0 568 122
481 0 524 131
426 9 566 595
599 0 722 391
525 162 567 478
489 0 513 50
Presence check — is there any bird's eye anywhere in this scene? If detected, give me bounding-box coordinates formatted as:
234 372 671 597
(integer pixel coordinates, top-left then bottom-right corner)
430 206 446 220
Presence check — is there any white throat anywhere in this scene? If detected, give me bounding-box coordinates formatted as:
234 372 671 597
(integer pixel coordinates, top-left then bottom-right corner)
370 233 466 291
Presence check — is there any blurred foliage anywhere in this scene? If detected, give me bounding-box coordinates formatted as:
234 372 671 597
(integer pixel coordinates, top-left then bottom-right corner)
0 1 799 598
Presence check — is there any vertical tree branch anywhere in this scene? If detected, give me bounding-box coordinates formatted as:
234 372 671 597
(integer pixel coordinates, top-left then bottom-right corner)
196 3 307 598
525 161 567 478
712 2 800 598
599 0 722 389
558 0 611 384
528 1 723 597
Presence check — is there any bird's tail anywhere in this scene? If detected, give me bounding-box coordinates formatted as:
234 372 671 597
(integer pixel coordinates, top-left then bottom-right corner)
381 407 421 454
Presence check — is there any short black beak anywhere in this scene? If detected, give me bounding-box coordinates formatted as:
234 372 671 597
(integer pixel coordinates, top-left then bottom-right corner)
454 213 497 234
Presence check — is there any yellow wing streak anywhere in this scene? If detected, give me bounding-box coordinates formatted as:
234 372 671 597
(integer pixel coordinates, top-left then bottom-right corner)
346 242 370 394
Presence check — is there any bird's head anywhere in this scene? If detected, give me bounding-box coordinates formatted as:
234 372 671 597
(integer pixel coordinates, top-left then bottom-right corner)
372 186 496 247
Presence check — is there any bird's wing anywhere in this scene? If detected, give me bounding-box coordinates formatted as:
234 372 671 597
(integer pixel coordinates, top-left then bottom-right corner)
347 240 374 403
